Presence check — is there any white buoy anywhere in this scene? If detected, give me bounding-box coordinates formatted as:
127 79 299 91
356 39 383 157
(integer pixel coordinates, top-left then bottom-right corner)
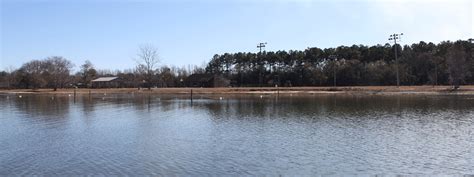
18 95 22 98
68 94 71 97
104 93 107 96
51 97 54 100
219 97 223 100
260 95 263 98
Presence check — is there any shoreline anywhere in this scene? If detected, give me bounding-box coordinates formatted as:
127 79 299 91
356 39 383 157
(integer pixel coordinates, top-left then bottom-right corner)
1 86 474 96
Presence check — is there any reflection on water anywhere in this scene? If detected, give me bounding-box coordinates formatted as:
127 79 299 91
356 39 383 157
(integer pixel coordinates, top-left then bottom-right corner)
1 94 473 175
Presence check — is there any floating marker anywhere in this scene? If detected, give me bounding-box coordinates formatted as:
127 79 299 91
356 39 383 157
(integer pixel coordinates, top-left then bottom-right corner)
18 95 22 98
68 94 71 97
260 95 263 98
219 97 223 100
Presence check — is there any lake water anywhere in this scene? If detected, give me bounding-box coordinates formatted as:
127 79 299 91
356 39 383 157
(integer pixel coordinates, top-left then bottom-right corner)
1 93 473 176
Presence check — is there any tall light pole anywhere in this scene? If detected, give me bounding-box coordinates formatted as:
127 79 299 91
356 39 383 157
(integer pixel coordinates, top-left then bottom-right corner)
257 42 267 87
389 33 403 87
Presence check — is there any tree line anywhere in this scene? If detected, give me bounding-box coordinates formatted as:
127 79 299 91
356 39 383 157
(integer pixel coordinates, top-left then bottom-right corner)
0 39 472 90
0 54 206 89
206 40 473 88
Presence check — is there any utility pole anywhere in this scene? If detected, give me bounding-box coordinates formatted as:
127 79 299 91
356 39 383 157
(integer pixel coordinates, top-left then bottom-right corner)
469 38 474 68
329 54 337 87
257 42 266 53
389 33 403 87
431 49 439 86
257 42 267 87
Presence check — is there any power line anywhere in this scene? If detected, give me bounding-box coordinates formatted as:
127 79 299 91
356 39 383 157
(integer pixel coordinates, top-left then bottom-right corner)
389 33 403 87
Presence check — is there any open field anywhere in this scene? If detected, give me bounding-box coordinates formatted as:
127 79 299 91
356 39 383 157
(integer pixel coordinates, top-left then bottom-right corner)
2 85 474 95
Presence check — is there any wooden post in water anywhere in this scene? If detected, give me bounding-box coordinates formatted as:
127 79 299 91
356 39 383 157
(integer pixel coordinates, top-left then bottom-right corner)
147 95 151 111
73 87 77 103
277 85 279 97
190 89 193 103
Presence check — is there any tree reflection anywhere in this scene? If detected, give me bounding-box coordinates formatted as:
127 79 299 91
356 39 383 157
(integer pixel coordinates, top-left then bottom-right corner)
187 94 474 122
12 94 71 123
7 94 474 124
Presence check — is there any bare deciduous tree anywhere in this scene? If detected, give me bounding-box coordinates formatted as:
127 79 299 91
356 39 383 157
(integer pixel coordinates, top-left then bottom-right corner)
3 66 16 89
43 56 74 91
18 60 46 89
135 44 160 89
79 60 97 87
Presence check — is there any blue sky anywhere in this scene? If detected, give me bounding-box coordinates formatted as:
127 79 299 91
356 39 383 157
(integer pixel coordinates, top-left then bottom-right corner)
1 0 472 72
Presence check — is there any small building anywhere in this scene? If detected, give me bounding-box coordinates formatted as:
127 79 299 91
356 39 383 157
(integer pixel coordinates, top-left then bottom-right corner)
185 74 230 87
91 77 121 88
0 81 9 89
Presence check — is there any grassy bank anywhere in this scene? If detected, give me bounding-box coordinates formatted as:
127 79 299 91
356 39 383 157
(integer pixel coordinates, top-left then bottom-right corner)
1 85 474 95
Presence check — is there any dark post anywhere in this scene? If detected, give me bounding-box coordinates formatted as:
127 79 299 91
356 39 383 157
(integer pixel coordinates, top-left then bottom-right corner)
147 95 151 111
190 89 193 103
333 61 337 87
277 86 279 97
73 87 77 103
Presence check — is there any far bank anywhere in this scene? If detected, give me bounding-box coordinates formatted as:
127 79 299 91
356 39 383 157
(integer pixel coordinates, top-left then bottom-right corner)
1 86 474 96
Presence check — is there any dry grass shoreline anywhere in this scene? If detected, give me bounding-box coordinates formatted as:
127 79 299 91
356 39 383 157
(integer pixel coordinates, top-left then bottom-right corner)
1 85 474 96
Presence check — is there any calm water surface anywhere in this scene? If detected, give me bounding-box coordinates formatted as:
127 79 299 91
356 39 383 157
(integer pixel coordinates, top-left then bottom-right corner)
1 93 473 176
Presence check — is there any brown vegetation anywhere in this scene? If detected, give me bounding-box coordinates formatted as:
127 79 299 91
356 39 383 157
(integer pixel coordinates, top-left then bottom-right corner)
2 85 474 95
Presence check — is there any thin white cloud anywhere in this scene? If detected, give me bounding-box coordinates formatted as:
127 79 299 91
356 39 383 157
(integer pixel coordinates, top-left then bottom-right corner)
370 0 472 43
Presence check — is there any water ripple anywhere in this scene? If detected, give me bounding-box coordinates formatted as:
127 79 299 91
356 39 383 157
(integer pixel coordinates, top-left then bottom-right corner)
1 94 474 175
